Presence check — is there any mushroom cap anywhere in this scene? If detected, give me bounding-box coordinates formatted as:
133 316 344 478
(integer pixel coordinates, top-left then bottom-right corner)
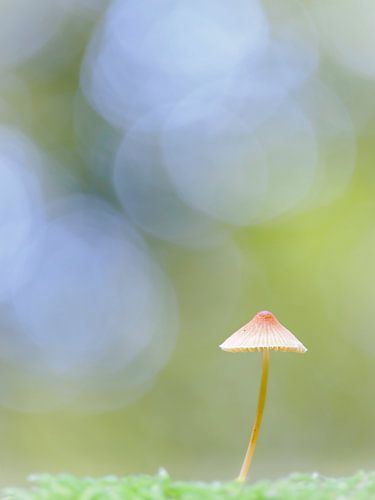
219 310 307 353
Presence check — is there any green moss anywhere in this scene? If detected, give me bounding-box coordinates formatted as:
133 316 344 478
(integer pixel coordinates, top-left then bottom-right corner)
3 470 375 500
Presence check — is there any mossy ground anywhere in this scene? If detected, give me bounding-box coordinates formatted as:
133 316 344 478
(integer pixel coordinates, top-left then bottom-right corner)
3 470 375 500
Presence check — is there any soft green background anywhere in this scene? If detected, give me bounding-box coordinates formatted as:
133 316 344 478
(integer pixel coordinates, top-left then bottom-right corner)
2 179 375 485
1 0 375 487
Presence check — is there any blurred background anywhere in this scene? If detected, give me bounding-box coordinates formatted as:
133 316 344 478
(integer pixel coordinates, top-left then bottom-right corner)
0 0 375 486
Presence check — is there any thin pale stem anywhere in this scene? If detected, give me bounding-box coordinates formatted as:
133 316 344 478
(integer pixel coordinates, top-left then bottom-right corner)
237 349 269 483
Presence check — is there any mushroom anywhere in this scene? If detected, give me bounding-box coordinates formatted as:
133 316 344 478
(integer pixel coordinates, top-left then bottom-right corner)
219 310 307 482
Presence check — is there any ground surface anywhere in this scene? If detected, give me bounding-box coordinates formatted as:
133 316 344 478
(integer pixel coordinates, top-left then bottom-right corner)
3 470 375 499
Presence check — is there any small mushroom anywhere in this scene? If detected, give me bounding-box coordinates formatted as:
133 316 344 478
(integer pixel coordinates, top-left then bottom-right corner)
219 310 307 482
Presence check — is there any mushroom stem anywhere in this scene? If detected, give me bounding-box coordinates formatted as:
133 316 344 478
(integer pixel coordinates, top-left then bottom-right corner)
237 349 269 483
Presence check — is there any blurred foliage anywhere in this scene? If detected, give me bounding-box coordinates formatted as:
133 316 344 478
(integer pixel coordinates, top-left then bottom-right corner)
5 471 375 500
1 0 375 488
